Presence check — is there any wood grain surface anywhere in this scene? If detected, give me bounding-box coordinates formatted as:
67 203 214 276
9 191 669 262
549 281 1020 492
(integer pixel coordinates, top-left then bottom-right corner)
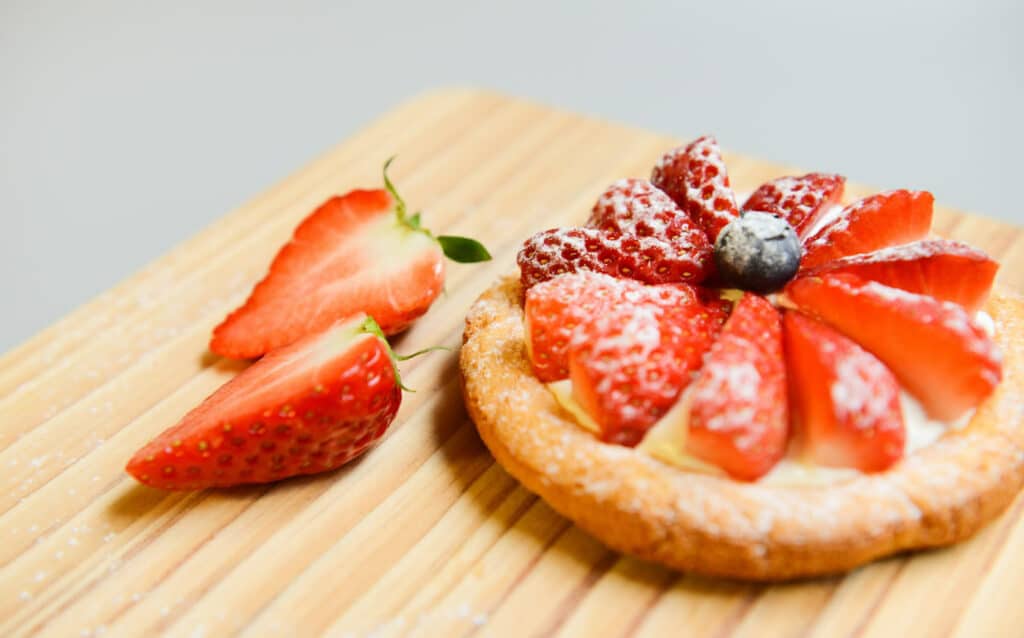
1 89 1022 637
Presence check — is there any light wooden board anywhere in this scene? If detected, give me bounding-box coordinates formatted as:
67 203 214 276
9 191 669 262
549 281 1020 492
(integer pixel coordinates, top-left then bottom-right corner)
2 89 1023 637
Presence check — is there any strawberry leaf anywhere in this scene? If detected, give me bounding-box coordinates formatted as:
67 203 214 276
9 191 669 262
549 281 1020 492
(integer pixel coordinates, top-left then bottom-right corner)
438 235 492 263
385 157 493 264
383 157 491 262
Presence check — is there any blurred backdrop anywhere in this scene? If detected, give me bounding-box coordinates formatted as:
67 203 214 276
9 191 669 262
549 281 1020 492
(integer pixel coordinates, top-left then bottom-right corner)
2 0 1021 352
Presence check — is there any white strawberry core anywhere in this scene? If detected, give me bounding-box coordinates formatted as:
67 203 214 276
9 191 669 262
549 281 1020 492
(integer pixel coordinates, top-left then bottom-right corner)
310 315 373 366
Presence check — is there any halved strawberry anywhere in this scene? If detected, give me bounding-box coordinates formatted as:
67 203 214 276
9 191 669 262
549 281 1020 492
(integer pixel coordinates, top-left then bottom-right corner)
211 161 490 359
685 293 788 481
586 178 714 279
128 315 406 490
801 239 998 312
800 189 933 269
742 173 846 235
518 227 619 288
568 287 724 446
524 272 701 382
783 311 905 472
786 274 1002 421
651 136 739 241
517 225 711 290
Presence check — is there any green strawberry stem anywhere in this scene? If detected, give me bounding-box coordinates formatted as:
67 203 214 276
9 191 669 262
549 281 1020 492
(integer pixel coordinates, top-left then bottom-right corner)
383 157 492 263
358 316 450 392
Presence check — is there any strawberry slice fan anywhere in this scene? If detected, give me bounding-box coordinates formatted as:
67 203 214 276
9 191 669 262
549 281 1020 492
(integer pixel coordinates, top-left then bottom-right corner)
517 135 1003 480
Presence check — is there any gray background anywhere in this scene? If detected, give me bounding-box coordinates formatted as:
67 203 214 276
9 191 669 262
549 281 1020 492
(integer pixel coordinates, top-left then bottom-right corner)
2 0 1022 354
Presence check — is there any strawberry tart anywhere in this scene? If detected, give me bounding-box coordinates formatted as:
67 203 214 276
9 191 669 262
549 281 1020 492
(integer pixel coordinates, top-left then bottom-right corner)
460 136 1024 580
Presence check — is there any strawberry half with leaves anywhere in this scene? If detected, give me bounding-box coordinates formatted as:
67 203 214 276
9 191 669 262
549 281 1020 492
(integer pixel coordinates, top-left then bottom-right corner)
801 189 933 269
801 239 998 312
786 273 1002 421
128 314 428 489
742 173 846 235
784 311 905 472
651 136 739 241
211 159 490 359
567 285 726 446
685 293 788 481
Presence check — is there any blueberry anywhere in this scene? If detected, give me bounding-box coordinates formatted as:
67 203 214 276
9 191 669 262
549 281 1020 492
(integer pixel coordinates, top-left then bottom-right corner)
714 212 801 293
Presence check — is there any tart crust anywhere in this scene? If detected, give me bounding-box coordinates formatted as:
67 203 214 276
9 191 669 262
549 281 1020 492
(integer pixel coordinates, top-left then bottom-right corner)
460 275 1024 580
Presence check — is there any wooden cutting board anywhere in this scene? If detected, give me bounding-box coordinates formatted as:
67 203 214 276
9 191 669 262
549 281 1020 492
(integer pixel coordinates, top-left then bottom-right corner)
2 89 1023 638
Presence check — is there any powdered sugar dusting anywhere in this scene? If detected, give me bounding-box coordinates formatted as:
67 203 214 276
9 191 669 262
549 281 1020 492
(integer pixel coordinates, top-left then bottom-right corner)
817 238 980 265
650 136 738 240
517 221 711 289
524 272 647 381
804 192 890 251
830 347 900 430
804 209 852 252
590 178 676 236
684 295 788 479
859 280 1000 361
569 301 684 439
802 202 845 240
742 173 845 233
692 361 761 430
526 269 730 446
801 190 933 268
976 310 996 337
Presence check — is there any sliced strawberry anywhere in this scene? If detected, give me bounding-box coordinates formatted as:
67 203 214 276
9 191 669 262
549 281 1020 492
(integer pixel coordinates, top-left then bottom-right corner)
651 136 739 241
786 274 1002 420
568 287 723 446
587 178 714 279
589 178 689 233
211 161 490 359
517 225 711 290
800 189 933 269
801 239 998 312
742 173 846 235
685 293 788 481
518 177 723 290
783 311 905 472
524 273 662 382
518 227 614 288
128 315 403 489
